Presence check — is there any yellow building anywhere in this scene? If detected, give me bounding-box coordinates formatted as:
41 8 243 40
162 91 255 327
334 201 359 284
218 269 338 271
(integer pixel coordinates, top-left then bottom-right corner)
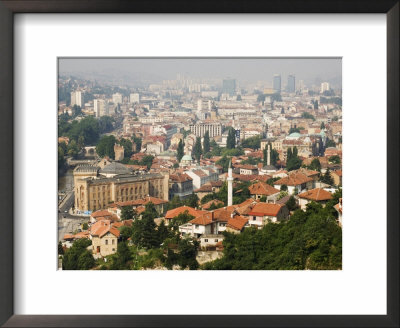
74 162 169 212
90 220 120 257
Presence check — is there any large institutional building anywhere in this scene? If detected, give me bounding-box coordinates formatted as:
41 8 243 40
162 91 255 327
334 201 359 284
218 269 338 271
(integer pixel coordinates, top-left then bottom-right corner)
189 122 222 138
73 162 169 212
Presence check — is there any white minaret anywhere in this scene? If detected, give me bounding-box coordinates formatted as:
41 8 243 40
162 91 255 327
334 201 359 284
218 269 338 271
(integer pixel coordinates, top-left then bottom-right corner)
267 144 271 166
227 160 233 206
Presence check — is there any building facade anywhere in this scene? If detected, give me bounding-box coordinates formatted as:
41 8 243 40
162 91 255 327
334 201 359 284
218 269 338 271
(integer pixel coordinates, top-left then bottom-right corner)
189 122 222 138
73 163 169 212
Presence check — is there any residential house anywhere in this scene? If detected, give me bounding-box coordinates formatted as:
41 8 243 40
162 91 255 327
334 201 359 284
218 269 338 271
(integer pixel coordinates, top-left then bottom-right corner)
194 181 223 201
248 181 280 202
200 234 225 249
90 210 118 224
297 188 333 210
164 205 206 225
331 170 342 186
239 164 259 175
274 172 314 194
247 203 289 227
90 220 120 257
226 216 249 234
185 166 219 189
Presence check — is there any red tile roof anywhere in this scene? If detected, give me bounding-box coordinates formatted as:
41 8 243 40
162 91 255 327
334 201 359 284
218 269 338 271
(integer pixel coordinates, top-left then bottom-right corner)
248 182 280 196
169 173 193 183
201 199 224 210
227 216 248 231
91 210 114 218
274 173 313 186
298 188 333 201
90 220 120 238
248 203 283 217
165 206 206 220
189 212 214 225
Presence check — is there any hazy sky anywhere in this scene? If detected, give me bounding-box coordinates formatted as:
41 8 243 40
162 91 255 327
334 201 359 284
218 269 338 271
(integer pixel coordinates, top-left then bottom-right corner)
59 58 341 87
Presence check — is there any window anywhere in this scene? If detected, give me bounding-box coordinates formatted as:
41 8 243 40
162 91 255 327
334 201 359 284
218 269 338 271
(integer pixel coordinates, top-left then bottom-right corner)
253 216 256 220
105 240 108 245
215 239 218 242
112 248 115 251
204 239 208 242
112 239 115 245
195 225 199 229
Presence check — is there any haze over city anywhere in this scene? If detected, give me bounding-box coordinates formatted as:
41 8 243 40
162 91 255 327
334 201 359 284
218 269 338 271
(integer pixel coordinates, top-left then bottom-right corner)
59 58 342 88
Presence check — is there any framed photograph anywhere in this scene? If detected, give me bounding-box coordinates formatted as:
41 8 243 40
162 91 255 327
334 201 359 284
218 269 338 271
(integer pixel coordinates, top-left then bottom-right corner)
0 1 398 327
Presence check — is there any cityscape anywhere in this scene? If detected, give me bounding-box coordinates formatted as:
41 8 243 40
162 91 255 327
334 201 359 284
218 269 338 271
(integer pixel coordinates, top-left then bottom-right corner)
58 58 342 270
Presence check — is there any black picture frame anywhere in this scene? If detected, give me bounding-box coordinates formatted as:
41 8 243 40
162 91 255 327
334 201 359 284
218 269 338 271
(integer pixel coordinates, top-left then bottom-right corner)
0 1 398 327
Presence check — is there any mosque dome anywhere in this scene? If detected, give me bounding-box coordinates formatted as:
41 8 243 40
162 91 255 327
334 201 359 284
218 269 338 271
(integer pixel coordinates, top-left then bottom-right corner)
181 155 193 162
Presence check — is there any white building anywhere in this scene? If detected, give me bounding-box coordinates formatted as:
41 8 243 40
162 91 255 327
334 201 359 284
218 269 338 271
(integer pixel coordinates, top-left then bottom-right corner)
130 93 140 104
70 91 84 107
94 99 108 117
112 93 123 105
320 82 330 93
185 166 219 189
189 122 222 138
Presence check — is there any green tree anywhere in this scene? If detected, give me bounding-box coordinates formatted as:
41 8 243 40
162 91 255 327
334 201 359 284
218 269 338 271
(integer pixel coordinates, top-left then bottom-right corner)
141 155 154 169
111 241 131 270
320 168 334 186
177 139 185 162
309 158 321 171
292 146 298 158
241 135 261 150
67 140 79 158
203 131 210 154
157 221 169 244
131 202 160 249
289 127 300 134
320 122 325 130
77 251 95 270
287 148 293 161
263 148 268 166
98 116 114 134
329 155 341 164
193 137 203 163
177 238 199 270
58 241 64 255
226 127 236 149
216 155 231 173
77 135 85 149
286 196 297 211
301 112 316 121
96 135 117 158
58 146 65 169
280 184 288 191
325 138 336 148
132 135 142 153
121 206 135 220
286 147 302 171
82 222 88 230
62 239 94 270
167 195 184 210
286 156 302 171
119 138 133 159
184 193 199 208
